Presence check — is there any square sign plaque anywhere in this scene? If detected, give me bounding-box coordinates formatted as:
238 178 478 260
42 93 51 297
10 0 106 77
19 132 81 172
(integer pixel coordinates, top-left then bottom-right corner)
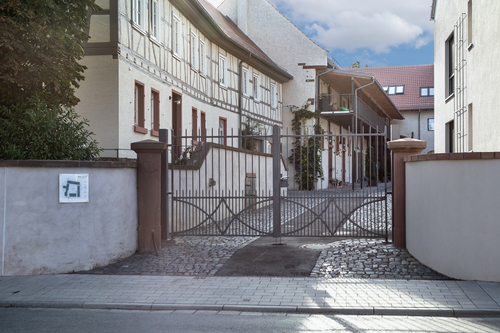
59 174 89 203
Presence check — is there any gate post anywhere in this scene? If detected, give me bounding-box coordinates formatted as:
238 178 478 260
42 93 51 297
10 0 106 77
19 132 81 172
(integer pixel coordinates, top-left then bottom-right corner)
159 129 169 241
387 138 426 248
131 139 168 253
272 125 281 238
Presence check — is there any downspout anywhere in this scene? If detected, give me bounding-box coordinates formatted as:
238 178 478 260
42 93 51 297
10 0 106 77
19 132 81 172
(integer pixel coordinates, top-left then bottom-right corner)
418 109 421 140
238 53 252 135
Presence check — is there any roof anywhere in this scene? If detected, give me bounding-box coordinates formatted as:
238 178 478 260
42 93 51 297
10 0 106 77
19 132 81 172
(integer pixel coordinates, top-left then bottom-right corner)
170 0 292 82
322 69 403 120
349 65 434 111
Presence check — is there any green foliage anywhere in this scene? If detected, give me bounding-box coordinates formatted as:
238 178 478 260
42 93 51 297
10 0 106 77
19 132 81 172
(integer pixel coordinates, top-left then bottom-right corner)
288 104 324 190
175 145 202 165
348 61 368 68
0 0 100 107
0 98 101 160
241 118 262 151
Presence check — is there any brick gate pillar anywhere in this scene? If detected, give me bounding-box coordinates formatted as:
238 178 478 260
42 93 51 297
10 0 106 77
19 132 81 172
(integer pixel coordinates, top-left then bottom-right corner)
131 140 168 253
387 138 426 248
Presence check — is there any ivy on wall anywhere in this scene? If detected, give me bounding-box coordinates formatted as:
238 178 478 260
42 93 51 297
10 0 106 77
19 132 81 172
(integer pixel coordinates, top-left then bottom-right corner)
288 104 324 190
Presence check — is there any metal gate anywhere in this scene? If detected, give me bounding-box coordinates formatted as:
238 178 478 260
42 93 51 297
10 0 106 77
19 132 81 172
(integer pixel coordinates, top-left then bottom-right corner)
164 125 390 241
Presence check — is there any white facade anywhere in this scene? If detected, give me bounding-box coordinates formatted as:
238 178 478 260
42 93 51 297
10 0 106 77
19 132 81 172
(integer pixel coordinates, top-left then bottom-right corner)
77 0 289 158
433 0 500 152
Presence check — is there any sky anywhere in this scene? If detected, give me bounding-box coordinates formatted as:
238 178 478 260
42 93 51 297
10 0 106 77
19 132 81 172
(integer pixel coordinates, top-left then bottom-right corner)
207 0 434 68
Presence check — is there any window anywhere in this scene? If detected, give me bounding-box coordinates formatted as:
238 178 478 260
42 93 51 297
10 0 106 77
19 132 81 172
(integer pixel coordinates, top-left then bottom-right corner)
199 39 206 74
172 14 181 57
242 67 249 96
447 34 455 97
134 81 146 133
446 120 454 153
420 87 435 97
427 118 434 131
219 54 227 87
150 89 159 136
270 83 277 109
253 73 260 101
132 0 145 30
219 117 227 145
385 85 404 95
150 0 159 39
190 31 197 69
192 108 198 143
200 111 206 142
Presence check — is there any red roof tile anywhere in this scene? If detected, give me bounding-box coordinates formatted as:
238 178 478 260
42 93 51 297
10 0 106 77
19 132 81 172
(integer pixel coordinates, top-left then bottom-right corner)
350 65 434 111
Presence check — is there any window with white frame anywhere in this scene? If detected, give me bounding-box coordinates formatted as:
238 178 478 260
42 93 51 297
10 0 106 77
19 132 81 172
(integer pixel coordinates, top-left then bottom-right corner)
385 85 404 95
199 39 206 74
270 83 277 108
172 13 181 57
252 73 260 101
132 0 145 30
150 0 159 39
420 87 434 97
242 67 249 96
190 31 197 69
219 54 227 87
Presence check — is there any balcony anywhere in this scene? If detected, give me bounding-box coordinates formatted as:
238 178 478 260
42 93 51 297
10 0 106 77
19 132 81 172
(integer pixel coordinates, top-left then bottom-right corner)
318 94 389 133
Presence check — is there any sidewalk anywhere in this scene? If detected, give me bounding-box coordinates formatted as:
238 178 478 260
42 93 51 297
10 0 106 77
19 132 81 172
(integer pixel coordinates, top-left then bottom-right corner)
1 274 499 317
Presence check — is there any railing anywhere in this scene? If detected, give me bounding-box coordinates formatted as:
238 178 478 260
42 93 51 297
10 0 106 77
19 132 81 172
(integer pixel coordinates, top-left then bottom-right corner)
318 94 389 131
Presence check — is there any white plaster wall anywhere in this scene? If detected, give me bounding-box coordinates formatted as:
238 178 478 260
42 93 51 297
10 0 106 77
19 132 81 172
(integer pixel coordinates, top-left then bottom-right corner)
0 167 137 276
434 0 500 152
75 55 119 157
406 159 500 282
396 110 435 153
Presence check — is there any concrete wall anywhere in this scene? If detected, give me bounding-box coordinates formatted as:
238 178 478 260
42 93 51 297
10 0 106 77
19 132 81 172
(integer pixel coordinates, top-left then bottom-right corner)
0 162 137 276
406 154 500 282
434 0 500 152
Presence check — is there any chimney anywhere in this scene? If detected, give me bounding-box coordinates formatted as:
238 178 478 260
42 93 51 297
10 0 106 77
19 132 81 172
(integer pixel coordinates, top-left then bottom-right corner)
237 0 248 34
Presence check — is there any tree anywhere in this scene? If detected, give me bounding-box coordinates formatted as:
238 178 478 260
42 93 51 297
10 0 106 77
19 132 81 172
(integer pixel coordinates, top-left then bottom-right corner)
0 1 102 160
0 0 100 107
348 61 369 68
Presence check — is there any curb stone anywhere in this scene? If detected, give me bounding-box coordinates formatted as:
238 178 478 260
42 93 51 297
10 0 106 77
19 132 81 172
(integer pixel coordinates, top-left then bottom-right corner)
2 301 500 317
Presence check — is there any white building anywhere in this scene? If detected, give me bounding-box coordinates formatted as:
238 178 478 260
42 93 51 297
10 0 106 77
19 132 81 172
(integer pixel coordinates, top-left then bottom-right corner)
78 0 292 158
431 0 500 152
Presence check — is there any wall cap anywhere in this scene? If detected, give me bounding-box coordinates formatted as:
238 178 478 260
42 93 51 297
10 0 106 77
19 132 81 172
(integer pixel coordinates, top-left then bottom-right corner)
131 140 168 153
0 159 137 168
387 138 426 153
404 152 500 162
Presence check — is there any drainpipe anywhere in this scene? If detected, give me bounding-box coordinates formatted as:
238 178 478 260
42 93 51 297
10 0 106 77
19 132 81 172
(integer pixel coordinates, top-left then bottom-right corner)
418 109 421 140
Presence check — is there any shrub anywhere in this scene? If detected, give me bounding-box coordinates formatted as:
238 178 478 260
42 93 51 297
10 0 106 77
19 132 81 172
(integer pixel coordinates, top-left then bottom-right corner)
0 98 101 160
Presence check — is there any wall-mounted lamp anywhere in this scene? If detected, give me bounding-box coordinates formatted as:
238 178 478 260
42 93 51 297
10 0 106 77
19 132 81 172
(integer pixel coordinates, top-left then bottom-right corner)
169 96 172 100
174 100 181 105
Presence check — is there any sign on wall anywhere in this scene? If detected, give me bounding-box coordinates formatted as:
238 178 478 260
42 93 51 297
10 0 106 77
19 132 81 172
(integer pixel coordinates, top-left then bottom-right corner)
59 174 89 203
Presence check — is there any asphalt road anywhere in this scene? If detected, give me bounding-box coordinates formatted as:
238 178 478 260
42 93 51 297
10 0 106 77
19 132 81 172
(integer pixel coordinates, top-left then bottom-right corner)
2 308 500 333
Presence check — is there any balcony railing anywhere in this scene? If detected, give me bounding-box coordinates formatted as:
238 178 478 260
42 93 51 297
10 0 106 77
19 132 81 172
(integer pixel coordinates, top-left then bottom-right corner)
318 94 388 131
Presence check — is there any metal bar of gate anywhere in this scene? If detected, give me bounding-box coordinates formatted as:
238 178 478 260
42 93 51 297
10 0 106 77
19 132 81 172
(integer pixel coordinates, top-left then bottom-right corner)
159 129 169 240
272 125 281 238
